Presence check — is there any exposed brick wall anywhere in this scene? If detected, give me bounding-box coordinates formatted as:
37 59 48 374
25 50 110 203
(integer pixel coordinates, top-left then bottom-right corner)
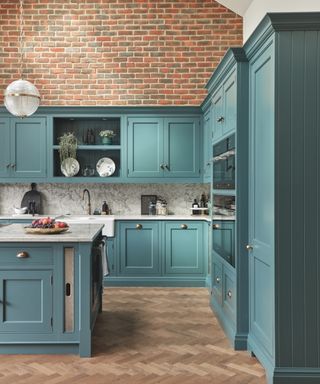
0 0 242 106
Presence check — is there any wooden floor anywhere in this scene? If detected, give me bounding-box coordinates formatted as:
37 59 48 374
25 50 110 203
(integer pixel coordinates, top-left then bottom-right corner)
0 288 266 383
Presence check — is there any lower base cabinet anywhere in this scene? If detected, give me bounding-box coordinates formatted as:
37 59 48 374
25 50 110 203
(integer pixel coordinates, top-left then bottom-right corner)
105 220 208 287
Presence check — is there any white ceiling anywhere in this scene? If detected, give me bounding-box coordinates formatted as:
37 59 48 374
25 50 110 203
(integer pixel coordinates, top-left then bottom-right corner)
215 0 254 16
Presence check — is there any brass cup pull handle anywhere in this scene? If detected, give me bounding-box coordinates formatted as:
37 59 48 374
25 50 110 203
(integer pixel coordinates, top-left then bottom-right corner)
216 277 220 284
246 245 253 251
136 224 143 230
180 224 188 230
212 224 220 229
16 251 29 259
227 290 232 299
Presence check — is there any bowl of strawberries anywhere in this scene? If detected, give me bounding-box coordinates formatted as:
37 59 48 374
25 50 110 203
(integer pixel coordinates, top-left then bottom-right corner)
24 217 69 234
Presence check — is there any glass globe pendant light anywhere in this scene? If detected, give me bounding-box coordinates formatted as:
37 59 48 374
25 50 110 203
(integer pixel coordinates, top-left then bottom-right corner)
4 0 40 118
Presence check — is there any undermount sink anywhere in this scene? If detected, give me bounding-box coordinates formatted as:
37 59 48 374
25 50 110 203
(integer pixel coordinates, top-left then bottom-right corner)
55 215 115 237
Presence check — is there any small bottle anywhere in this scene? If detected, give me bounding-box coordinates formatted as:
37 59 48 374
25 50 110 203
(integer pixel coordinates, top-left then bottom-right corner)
148 202 156 216
102 201 108 215
192 199 199 215
200 193 207 208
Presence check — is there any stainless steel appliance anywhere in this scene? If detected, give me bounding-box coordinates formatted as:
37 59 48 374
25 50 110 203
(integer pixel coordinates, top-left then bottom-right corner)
212 134 235 190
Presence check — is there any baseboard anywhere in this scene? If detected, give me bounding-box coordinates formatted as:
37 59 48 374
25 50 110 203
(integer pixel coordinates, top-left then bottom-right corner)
104 276 207 287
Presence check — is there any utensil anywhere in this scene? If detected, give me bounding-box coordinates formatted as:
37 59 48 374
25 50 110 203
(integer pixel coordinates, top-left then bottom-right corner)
61 157 80 177
20 183 42 214
96 157 115 177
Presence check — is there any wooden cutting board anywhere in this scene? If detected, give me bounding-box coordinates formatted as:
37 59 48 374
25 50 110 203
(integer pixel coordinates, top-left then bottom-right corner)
21 183 42 214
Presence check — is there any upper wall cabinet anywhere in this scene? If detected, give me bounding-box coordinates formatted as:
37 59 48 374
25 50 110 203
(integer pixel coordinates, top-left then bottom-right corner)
127 116 200 179
212 72 236 143
52 117 122 180
0 117 47 179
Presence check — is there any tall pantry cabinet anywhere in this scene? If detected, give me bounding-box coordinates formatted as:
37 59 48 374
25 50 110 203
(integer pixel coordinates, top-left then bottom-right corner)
244 13 320 384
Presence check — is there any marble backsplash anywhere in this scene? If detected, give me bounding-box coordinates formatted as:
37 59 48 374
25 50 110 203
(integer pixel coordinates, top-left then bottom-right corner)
0 183 210 216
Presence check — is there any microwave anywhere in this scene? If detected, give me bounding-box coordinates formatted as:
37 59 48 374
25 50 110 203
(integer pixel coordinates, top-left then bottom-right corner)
212 134 235 189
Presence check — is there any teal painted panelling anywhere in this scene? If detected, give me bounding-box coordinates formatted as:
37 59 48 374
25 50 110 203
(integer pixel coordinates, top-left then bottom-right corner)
223 72 237 136
212 88 223 142
203 109 212 182
248 39 275 360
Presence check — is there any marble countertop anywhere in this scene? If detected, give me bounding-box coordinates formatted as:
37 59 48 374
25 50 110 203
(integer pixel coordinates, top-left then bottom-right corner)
0 223 104 243
0 214 235 222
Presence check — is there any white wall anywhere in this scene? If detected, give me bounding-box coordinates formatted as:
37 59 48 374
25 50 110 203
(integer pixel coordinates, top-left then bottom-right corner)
243 0 320 41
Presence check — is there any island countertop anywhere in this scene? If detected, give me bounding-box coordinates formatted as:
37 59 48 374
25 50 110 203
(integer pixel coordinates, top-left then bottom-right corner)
0 223 104 243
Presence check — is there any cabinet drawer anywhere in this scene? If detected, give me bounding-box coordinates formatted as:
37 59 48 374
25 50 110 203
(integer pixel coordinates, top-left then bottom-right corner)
212 260 222 304
0 247 53 266
222 270 236 323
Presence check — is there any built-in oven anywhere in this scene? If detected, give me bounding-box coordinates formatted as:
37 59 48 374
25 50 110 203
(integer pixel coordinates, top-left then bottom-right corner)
212 134 235 189
212 220 235 267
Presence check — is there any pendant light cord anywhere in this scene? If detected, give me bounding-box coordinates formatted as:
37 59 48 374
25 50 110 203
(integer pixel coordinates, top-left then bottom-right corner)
19 0 25 80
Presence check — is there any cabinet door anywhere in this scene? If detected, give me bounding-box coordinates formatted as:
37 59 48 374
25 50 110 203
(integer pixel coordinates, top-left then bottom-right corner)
0 270 53 333
248 42 275 356
203 110 212 181
118 221 160 275
11 117 47 178
127 118 164 178
223 72 237 136
211 259 222 305
212 88 223 142
164 222 204 275
164 118 200 178
222 268 236 324
0 118 10 177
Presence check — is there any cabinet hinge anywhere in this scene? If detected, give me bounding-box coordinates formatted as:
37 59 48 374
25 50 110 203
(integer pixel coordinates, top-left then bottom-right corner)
50 275 53 285
112 264 114 270
50 317 53 328
127 169 129 175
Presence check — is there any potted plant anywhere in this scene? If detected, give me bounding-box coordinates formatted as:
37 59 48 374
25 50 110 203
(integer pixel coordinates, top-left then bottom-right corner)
58 132 79 177
99 129 115 145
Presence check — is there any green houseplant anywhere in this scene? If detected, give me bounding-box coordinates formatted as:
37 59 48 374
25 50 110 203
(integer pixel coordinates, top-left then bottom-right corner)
99 129 115 145
58 132 79 177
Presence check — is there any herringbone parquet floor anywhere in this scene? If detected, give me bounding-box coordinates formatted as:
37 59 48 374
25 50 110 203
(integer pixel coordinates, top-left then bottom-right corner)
0 288 266 383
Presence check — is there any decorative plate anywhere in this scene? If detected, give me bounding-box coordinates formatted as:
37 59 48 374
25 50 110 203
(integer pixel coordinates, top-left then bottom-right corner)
96 157 116 177
61 158 80 177
24 227 69 234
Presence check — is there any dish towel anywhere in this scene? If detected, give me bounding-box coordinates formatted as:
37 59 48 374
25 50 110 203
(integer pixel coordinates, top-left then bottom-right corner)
100 236 110 276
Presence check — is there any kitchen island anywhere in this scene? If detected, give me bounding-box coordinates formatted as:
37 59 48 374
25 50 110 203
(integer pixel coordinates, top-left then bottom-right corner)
0 223 104 357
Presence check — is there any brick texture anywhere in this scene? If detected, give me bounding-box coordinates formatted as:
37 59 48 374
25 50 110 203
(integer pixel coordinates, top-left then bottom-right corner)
0 0 242 106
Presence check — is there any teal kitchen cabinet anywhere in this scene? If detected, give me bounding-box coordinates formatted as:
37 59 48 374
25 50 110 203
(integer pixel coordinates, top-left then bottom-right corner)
118 221 160 276
203 47 249 351
202 109 212 182
127 118 164 178
127 116 200 179
0 117 47 179
0 118 10 177
106 219 208 286
0 270 53 334
245 13 320 384
164 221 204 275
211 71 236 143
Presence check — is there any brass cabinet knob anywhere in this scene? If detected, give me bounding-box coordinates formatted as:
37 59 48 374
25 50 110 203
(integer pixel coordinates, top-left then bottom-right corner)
16 251 29 259
136 224 143 230
160 164 165 170
217 116 224 123
246 245 253 251
216 277 220 284
6 164 10 168
227 290 232 299
212 224 220 229
180 224 188 229
11 163 16 169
